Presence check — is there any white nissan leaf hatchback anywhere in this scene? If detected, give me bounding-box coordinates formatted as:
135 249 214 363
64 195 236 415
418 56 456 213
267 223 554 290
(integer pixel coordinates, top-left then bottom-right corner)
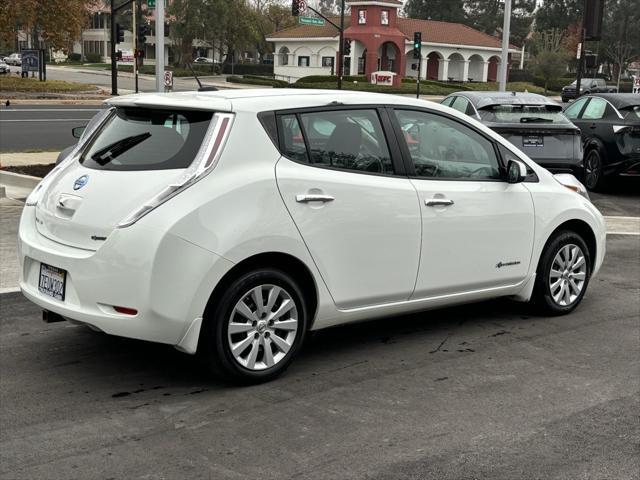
19 89 606 383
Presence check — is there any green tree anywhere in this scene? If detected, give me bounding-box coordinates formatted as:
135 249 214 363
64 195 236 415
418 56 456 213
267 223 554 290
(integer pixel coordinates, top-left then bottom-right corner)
403 0 467 23
530 29 569 94
534 0 582 32
465 0 536 46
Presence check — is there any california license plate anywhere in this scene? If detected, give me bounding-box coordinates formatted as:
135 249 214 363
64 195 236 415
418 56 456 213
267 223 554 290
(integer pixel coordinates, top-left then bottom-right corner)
523 135 544 147
38 263 67 301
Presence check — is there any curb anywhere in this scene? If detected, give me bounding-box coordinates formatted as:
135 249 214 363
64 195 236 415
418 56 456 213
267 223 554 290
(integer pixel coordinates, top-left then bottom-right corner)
0 170 41 190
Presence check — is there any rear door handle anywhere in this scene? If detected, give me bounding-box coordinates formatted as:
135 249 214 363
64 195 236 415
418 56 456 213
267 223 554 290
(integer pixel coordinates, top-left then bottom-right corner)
589 123 597 129
425 198 454 207
296 194 335 203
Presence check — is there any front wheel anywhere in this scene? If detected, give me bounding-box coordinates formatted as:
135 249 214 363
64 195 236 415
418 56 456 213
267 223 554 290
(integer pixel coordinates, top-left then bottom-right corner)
200 269 308 383
531 231 591 315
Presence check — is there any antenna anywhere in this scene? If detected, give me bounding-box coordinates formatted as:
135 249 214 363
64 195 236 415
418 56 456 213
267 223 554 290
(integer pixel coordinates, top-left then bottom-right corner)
187 63 218 92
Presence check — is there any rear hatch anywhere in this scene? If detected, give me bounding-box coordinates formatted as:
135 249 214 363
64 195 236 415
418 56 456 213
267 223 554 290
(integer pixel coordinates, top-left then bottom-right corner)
35 106 215 250
479 103 581 166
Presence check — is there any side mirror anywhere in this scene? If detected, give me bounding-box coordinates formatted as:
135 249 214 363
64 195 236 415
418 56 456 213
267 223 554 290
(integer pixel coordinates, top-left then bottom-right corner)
506 159 527 184
72 126 86 139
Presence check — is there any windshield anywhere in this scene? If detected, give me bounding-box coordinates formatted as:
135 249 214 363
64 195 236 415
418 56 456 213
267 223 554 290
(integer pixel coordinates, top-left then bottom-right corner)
80 107 213 171
479 105 570 124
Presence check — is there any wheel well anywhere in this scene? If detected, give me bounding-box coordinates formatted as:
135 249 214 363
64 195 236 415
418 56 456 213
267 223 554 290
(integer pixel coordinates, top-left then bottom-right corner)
203 252 318 330
548 220 597 270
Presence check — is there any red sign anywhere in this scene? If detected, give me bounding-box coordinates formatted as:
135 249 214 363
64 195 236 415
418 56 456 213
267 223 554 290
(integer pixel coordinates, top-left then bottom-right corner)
370 71 395 86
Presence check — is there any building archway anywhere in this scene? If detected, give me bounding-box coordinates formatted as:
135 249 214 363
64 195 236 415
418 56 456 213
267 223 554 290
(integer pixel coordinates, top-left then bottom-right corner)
378 41 401 74
487 55 500 82
468 54 484 81
426 51 443 80
278 46 289 66
447 52 465 81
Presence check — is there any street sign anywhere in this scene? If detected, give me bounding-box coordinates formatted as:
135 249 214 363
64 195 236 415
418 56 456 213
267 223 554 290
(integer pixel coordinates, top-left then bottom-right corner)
576 42 582 59
370 71 395 86
299 16 325 26
164 70 173 89
147 0 155 8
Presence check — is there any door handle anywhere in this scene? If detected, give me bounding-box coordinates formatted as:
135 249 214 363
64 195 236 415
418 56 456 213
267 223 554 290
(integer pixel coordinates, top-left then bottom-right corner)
589 123 597 129
296 194 335 203
425 198 454 207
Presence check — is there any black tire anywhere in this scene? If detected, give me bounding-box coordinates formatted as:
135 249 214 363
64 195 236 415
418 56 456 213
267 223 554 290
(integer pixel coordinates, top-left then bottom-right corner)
531 230 591 316
200 268 308 384
584 147 607 191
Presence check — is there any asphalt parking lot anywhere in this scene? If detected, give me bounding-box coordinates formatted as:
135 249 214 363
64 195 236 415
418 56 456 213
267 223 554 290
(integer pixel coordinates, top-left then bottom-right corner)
1 186 638 480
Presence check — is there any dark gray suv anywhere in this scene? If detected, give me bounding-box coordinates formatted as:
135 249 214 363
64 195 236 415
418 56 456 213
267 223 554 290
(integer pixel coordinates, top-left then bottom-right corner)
561 78 617 103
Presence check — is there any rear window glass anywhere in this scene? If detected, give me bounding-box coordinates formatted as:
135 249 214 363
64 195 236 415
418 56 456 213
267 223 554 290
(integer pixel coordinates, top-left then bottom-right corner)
479 105 570 124
80 107 213 171
621 106 640 119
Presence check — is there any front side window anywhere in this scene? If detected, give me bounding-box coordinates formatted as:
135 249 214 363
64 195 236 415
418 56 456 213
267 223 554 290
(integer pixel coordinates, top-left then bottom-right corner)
582 98 607 120
280 109 393 174
80 107 213 171
564 97 589 119
395 109 501 180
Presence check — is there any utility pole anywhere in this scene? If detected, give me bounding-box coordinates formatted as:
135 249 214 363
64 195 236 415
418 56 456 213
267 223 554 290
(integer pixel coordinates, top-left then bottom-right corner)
155 0 165 92
574 0 588 100
132 0 137 93
499 0 512 91
338 0 345 90
111 0 118 95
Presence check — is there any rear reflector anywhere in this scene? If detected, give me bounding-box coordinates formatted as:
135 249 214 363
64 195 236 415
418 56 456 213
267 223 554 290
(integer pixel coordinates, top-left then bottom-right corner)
113 306 138 316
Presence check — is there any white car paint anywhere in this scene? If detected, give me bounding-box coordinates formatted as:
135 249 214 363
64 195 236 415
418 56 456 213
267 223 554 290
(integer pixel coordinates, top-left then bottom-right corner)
18 89 606 356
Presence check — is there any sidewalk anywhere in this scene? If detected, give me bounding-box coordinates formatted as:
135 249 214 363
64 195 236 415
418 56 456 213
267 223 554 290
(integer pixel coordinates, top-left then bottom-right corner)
0 202 21 292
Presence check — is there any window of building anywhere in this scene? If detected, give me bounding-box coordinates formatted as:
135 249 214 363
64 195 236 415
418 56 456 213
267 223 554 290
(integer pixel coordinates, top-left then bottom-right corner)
322 56 334 67
279 46 290 66
297 56 310 67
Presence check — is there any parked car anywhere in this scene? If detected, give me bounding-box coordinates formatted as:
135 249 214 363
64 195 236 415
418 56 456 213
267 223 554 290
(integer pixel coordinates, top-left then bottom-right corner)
441 92 584 178
194 57 216 64
561 78 617 103
5 53 22 66
0 60 9 74
563 93 640 190
19 89 605 383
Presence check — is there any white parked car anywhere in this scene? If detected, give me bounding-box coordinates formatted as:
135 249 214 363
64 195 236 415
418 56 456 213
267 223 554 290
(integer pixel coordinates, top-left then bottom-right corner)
5 53 21 65
18 89 606 383
0 60 9 74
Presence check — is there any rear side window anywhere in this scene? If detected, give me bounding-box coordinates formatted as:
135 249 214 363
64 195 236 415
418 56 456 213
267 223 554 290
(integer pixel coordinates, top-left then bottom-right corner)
280 109 394 174
581 98 607 120
80 107 213 171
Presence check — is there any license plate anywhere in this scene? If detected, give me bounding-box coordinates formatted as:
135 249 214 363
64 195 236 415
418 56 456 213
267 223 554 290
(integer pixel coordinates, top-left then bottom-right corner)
523 135 544 147
38 263 67 301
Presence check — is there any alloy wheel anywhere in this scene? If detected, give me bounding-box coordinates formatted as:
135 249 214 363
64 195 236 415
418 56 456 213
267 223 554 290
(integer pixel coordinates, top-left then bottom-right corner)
548 244 587 306
227 284 299 371
584 150 600 190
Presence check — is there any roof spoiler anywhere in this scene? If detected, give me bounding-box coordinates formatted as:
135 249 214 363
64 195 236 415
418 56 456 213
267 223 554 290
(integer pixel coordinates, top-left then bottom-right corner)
187 63 218 92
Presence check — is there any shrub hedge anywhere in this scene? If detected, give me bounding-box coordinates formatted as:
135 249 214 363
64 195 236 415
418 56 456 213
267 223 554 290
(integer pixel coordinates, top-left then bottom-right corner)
221 63 273 76
226 75 288 87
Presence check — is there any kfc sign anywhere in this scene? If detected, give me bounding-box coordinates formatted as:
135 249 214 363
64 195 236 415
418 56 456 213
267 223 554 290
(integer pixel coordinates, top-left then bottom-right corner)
370 71 395 86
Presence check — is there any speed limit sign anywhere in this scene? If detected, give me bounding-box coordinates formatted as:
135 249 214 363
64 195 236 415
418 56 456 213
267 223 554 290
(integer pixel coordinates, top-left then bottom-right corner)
164 70 173 90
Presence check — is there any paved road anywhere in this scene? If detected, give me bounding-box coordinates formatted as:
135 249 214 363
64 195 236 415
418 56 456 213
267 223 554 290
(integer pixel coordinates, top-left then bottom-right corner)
0 105 103 152
3 65 225 94
1 233 638 479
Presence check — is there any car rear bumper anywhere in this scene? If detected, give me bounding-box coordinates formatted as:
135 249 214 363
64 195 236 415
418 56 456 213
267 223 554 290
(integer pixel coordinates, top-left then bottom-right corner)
18 206 233 348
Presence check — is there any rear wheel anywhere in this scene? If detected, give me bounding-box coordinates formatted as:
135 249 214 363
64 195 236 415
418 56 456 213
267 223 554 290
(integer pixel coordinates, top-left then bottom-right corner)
584 147 607 191
532 231 591 315
200 269 308 383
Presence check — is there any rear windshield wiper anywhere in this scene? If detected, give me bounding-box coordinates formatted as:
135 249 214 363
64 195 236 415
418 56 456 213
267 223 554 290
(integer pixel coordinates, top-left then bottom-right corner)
91 132 152 165
520 117 553 123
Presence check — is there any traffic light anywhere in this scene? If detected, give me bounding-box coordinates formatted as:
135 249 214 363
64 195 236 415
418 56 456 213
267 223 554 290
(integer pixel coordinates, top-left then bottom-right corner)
116 24 125 44
138 24 150 44
292 0 301 16
343 38 351 56
413 32 421 59
137 49 145 59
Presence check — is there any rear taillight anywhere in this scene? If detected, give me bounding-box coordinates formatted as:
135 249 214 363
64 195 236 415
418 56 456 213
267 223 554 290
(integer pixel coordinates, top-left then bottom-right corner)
113 306 138 316
117 112 234 228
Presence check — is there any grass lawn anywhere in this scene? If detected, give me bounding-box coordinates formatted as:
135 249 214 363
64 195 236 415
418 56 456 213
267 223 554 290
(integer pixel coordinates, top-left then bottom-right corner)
0 76 93 93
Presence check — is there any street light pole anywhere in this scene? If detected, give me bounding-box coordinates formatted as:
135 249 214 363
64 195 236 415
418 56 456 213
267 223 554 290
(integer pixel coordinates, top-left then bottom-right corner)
155 0 165 92
499 0 511 91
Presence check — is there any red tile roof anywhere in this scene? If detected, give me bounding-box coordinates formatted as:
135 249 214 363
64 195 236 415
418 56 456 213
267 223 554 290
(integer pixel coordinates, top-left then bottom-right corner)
268 16 516 49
